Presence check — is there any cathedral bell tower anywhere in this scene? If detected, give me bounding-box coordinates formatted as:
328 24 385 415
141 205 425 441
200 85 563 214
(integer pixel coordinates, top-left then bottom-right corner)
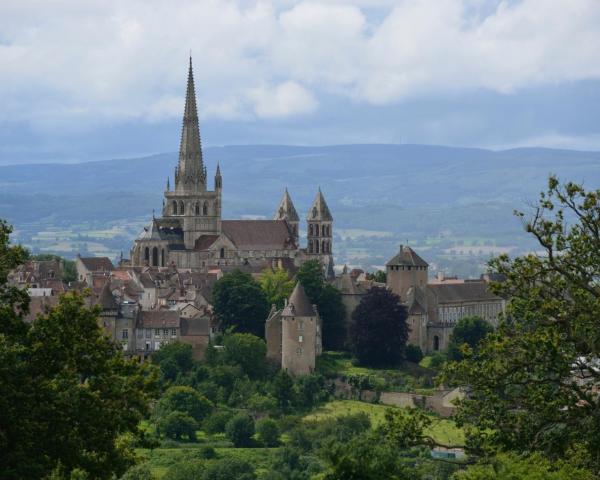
163 57 222 249
274 188 300 245
307 188 334 278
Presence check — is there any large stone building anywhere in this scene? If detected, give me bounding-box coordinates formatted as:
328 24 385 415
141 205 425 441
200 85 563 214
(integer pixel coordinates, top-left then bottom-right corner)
386 245 505 353
130 58 334 277
265 282 323 375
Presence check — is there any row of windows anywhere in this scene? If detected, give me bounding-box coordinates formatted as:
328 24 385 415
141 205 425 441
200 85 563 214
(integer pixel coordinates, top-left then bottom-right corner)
308 239 331 254
134 328 178 339
172 200 213 216
388 265 427 271
308 224 331 237
438 303 501 323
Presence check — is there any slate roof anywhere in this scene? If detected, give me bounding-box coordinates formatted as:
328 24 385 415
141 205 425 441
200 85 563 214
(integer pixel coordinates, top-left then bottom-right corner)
283 283 316 317
386 245 429 268
140 310 180 328
426 281 500 305
221 220 296 250
137 218 184 242
79 256 113 272
195 235 219 251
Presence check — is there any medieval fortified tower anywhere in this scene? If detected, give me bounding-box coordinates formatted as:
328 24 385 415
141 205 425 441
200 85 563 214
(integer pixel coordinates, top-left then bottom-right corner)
130 58 334 277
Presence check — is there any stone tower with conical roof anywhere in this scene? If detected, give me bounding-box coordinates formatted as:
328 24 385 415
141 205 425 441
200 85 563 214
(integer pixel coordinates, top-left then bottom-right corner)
163 57 222 249
307 188 334 277
274 188 299 244
265 282 322 375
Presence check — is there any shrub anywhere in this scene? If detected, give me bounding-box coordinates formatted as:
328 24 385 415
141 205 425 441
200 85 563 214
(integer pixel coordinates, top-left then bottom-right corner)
203 410 234 435
158 411 198 442
155 386 213 423
256 418 280 447
195 445 217 460
405 344 424 364
225 413 255 447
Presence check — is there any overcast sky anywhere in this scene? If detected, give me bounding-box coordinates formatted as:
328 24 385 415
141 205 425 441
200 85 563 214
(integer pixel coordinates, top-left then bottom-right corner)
1 0 599 164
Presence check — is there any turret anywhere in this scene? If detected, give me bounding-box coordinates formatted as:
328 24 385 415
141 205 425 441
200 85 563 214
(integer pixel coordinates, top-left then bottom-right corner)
274 188 299 244
385 245 428 301
306 188 334 277
215 163 222 190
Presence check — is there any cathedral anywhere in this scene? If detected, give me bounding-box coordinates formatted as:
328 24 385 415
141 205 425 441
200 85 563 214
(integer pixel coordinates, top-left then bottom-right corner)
131 58 334 276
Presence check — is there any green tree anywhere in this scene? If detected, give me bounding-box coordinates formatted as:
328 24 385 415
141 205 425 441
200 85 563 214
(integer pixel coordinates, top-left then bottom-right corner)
442 178 600 472
260 267 295 308
155 386 213 423
0 221 159 480
158 411 198 441
151 341 194 377
203 457 256 480
296 260 346 350
212 269 270 337
256 418 280 447
370 270 386 283
225 413 255 447
453 453 594 480
223 333 268 378
272 370 296 410
349 286 409 367
446 316 494 361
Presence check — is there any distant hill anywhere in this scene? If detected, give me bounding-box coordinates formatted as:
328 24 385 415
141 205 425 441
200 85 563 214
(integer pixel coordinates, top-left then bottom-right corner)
1 144 598 275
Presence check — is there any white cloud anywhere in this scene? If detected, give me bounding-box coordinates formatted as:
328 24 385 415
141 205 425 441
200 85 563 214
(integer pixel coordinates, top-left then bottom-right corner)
0 0 599 127
250 81 318 118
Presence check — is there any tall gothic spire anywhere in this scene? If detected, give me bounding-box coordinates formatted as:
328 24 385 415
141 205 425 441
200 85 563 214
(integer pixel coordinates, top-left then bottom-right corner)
176 56 205 191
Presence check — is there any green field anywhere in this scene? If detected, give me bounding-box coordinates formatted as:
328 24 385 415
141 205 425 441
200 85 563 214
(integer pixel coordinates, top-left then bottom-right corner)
304 400 465 446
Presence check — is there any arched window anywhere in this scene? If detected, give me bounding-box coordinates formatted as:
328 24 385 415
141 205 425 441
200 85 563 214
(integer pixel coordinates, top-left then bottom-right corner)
203 202 208 215
322 240 327 253
315 241 319 253
179 201 185 215
144 247 149 263
309 224 313 236
308 240 313 253
195 203 200 215
322 225 326 236
161 249 165 267
326 225 330 236
433 335 440 351
220 247 225 259
152 247 158 267
172 201 178 215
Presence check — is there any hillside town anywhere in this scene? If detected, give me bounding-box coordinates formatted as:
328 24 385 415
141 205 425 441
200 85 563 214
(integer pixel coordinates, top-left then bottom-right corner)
4 34 598 479
8 58 506 375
